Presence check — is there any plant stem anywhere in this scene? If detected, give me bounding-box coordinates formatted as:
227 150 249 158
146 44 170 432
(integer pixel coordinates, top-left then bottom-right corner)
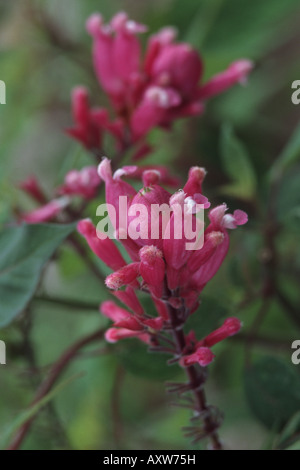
276 289 300 329
230 331 290 351
166 303 222 450
7 328 105 450
111 365 125 449
33 295 100 312
20 308 70 448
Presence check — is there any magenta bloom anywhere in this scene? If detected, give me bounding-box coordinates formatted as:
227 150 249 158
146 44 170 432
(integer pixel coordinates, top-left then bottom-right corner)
58 166 101 199
66 86 108 151
21 197 70 224
18 166 102 223
180 317 242 367
67 11 254 151
19 176 47 205
86 12 147 114
78 159 247 365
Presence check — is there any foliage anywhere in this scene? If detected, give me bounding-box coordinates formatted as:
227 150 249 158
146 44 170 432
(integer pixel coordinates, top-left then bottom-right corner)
0 0 300 451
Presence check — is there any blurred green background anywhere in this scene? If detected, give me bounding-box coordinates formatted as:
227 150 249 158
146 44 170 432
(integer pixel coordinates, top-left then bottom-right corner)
0 0 300 450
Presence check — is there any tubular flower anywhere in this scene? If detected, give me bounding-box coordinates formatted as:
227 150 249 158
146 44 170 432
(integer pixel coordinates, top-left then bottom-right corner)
18 165 102 223
58 166 101 199
100 300 162 345
65 86 108 151
67 12 253 152
19 176 47 205
180 318 242 367
78 158 247 356
21 197 70 223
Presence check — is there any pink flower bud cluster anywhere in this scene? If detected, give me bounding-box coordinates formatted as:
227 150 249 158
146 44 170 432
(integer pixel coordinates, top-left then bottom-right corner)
18 167 102 223
78 159 247 366
67 11 253 153
18 163 179 224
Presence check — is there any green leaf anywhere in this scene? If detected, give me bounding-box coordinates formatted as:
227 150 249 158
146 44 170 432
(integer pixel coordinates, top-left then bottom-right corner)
220 124 257 200
0 372 83 449
183 0 224 49
201 0 298 62
286 440 300 450
116 340 179 381
184 296 228 339
276 166 300 228
275 411 300 449
165 0 298 73
271 122 300 180
244 356 300 430
0 223 75 327
58 245 86 279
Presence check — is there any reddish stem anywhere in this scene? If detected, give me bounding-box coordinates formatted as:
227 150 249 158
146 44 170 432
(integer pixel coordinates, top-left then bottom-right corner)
166 303 222 450
7 328 105 450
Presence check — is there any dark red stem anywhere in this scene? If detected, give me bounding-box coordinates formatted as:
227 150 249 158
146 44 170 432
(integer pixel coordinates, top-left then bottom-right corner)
7 328 105 450
166 303 222 450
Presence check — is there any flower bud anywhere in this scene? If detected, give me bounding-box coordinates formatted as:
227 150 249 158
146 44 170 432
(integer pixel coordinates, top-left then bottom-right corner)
77 219 126 270
198 59 253 100
113 286 144 316
19 176 47 204
201 317 242 348
183 166 207 197
105 263 140 290
22 197 70 223
180 347 215 367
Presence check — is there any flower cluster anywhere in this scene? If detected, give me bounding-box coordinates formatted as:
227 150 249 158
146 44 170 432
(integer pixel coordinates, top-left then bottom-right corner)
18 167 102 223
17 11 250 368
67 11 253 154
78 159 247 367
11 9 254 449
18 164 179 223
17 12 252 225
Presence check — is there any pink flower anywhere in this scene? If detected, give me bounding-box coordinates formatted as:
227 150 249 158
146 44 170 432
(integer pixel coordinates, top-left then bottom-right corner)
105 263 140 289
148 43 203 102
101 301 143 331
112 286 144 316
77 12 253 146
105 328 151 344
19 176 47 205
189 205 248 291
180 347 215 367
130 165 180 188
180 317 242 367
86 12 147 113
139 245 165 298
130 29 253 140
78 160 246 370
91 159 247 304
201 317 242 346
77 218 126 271
127 183 171 250
22 197 70 223
98 158 137 234
58 166 101 199
100 300 162 345
66 86 109 151
198 60 254 100
130 37 204 140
